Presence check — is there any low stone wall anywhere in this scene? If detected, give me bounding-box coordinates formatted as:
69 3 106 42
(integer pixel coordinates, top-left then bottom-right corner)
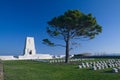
0 61 4 80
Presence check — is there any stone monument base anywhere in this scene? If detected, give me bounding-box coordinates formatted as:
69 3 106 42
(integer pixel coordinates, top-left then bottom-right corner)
18 54 52 60
0 54 52 60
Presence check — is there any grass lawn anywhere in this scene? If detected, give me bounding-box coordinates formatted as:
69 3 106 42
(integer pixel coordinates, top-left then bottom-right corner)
3 60 120 80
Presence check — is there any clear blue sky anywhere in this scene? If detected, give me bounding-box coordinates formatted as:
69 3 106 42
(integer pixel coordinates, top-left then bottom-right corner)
0 0 120 56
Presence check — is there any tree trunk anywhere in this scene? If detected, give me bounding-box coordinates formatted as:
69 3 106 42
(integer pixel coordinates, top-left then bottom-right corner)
65 39 69 63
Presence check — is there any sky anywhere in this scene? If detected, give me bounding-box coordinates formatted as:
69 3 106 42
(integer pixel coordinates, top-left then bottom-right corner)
0 0 120 56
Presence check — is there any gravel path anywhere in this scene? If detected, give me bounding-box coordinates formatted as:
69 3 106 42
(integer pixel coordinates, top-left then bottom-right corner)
0 62 4 80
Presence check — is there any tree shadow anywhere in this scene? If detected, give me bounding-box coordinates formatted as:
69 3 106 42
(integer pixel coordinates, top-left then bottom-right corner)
104 70 113 73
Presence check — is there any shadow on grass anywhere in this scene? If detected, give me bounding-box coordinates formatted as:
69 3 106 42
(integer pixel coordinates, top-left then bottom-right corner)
103 69 119 74
104 70 113 73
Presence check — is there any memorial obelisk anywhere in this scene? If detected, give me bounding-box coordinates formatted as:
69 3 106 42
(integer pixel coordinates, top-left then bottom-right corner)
23 37 36 56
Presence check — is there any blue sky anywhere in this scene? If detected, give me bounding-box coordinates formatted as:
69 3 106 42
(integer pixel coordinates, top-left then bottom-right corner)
0 0 120 56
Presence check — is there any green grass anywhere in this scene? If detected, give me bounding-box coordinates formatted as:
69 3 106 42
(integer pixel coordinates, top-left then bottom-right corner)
3 60 120 80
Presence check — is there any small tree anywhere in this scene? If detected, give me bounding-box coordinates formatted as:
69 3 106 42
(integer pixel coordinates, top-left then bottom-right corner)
43 10 102 63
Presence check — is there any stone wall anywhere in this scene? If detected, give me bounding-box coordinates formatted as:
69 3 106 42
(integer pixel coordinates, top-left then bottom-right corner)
0 56 17 60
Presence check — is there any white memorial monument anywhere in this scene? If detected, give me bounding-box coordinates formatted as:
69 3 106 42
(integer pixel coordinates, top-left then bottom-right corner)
18 37 52 60
24 37 36 56
0 37 52 60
